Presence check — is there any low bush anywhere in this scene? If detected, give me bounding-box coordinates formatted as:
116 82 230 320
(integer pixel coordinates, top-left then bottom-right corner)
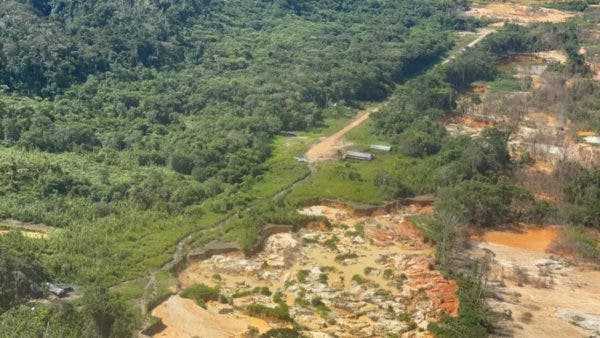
180 284 220 308
246 304 290 321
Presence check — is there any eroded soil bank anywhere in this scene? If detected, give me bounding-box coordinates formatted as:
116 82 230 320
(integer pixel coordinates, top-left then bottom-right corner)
152 203 458 338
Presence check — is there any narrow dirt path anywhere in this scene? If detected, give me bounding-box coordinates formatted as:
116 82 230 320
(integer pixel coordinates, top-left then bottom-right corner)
304 104 384 163
442 26 499 65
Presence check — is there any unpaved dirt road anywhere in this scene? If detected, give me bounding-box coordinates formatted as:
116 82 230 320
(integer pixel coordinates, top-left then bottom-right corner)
443 26 500 65
305 24 501 164
304 104 383 163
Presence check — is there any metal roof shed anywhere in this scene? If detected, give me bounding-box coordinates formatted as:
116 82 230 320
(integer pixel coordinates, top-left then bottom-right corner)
345 151 374 161
47 283 66 297
370 145 392 152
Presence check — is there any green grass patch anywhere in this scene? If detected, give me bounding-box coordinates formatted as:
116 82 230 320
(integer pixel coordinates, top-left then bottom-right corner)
287 152 437 206
232 286 271 298
180 284 221 308
113 277 147 308
487 76 521 93
246 304 291 321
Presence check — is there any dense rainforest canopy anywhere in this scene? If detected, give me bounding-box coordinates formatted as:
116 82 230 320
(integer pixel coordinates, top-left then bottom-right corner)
0 0 479 336
2 0 600 336
0 0 475 226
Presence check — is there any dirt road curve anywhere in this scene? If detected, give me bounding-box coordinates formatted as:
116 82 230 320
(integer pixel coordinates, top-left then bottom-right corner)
304 104 383 163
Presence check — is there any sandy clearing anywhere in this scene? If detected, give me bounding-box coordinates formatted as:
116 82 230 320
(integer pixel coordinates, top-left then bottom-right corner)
466 3 577 24
151 295 271 338
535 50 568 64
304 105 383 163
472 240 600 338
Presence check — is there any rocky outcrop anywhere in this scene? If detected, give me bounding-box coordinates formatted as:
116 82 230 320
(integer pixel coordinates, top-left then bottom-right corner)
556 309 600 333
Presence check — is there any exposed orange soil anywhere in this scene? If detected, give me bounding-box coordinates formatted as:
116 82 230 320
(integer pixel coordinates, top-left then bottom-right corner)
529 159 555 174
303 203 435 249
533 192 558 203
304 105 383 163
299 204 459 321
466 3 577 24
471 85 489 95
370 218 431 250
170 204 459 337
406 204 434 215
446 115 496 130
402 255 459 317
527 111 561 128
505 54 544 64
577 130 597 137
471 226 559 252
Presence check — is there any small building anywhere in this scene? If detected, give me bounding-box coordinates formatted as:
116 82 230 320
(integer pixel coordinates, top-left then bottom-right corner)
370 145 392 152
46 283 74 298
284 131 298 137
344 151 374 161
47 283 66 297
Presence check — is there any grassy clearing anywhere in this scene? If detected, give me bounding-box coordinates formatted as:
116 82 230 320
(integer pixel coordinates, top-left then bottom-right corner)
287 120 393 205
287 158 391 206
287 121 438 206
113 278 148 308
